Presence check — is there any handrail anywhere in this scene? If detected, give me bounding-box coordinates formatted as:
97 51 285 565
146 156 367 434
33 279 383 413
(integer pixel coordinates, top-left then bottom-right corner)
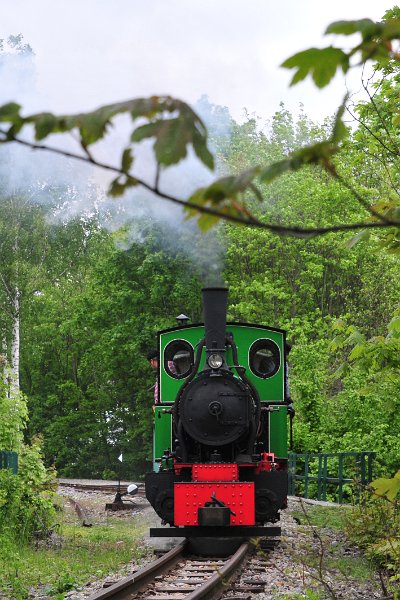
288 451 376 503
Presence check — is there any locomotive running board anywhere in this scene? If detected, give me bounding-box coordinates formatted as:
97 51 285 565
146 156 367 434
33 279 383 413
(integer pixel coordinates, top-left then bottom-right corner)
150 526 281 537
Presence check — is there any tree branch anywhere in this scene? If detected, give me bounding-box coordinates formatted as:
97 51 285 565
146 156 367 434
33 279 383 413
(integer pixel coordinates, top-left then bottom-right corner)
345 104 400 159
360 147 400 199
333 172 397 224
361 77 400 156
1 129 399 238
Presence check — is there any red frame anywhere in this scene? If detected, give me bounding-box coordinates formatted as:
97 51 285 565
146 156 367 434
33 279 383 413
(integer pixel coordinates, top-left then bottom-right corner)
192 464 239 481
174 482 255 526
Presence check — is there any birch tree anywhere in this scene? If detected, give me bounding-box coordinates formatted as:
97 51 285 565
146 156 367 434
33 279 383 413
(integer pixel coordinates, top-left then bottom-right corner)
0 196 48 394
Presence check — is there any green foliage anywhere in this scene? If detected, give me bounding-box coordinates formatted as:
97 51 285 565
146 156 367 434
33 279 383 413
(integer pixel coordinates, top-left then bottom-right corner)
283 18 400 88
0 510 149 599
0 30 398 492
346 484 400 585
187 167 261 231
277 591 323 600
185 100 349 232
48 572 77 594
282 47 349 88
221 106 400 477
0 438 56 544
21 217 204 478
0 99 395 485
292 505 350 530
0 381 28 451
325 308 400 474
371 471 400 502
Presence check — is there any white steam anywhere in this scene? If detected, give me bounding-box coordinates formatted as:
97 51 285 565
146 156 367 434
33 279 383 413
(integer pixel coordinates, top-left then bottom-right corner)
0 41 229 284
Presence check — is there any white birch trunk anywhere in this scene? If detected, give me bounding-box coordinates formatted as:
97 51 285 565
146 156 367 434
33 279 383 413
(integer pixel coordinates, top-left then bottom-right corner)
10 228 21 396
1 335 7 385
10 288 20 394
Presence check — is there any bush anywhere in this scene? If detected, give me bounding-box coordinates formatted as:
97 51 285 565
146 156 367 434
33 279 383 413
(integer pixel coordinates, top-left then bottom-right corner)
0 438 56 544
346 472 400 593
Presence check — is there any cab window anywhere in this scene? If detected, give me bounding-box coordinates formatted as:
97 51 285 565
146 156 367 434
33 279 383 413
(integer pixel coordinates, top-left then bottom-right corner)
164 340 194 378
249 339 280 378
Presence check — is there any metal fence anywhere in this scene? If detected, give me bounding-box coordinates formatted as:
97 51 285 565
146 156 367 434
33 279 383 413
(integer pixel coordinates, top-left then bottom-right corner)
0 451 18 475
288 452 376 503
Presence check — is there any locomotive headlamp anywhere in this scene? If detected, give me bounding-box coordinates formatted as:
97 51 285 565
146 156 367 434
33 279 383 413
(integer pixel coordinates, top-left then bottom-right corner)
207 353 223 369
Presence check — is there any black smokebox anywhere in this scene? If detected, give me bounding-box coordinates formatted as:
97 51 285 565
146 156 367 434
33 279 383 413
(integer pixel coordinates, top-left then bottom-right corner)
202 287 228 350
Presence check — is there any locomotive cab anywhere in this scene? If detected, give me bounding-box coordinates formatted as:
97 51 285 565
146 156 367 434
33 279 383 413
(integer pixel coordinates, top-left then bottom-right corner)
145 287 289 542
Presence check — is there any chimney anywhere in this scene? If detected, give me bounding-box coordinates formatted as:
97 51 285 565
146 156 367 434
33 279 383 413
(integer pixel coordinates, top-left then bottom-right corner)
202 287 228 351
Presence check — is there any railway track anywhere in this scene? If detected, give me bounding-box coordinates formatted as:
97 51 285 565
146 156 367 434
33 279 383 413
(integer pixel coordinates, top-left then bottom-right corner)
58 479 146 496
59 479 277 597
86 538 276 600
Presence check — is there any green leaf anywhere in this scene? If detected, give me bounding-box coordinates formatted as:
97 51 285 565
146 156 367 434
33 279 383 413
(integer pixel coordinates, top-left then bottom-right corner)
192 126 214 170
282 47 349 88
5 121 24 139
345 327 365 347
130 122 161 143
388 316 400 334
153 118 190 166
108 175 138 197
332 362 349 379
371 471 400 501
121 148 133 173
131 119 188 166
325 19 377 39
194 212 220 233
78 112 111 145
259 158 295 183
259 140 338 183
109 179 126 197
132 116 214 168
199 168 260 200
333 318 346 331
392 112 400 127
34 113 58 140
0 102 21 121
349 343 364 360
186 168 260 228
331 95 349 143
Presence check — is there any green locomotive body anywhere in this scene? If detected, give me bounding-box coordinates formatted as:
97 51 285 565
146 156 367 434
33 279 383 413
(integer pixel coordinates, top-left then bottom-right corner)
154 323 288 468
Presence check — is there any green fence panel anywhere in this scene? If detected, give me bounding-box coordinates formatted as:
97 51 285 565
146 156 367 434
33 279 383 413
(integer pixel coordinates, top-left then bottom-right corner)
288 451 376 503
0 451 18 474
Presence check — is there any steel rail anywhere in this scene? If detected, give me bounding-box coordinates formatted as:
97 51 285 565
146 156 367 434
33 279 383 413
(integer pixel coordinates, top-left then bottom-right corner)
86 540 187 600
85 541 251 600
58 480 145 495
184 542 249 600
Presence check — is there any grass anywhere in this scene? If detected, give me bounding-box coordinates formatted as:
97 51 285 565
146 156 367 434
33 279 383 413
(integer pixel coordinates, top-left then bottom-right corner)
0 499 152 599
276 591 324 600
289 503 377 586
326 555 375 581
291 503 351 530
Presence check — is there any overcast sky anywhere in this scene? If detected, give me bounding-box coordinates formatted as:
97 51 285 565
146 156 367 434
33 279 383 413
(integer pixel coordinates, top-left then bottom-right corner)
1 0 397 124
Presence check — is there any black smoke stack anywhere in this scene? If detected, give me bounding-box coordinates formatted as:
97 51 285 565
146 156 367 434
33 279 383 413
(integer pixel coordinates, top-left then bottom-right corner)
202 287 228 351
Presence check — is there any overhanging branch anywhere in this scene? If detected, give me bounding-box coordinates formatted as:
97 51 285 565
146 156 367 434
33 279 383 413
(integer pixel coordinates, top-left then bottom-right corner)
1 129 399 238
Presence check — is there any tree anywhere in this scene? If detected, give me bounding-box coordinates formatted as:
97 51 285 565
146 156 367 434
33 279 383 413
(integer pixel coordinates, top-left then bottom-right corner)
219 107 400 473
0 197 49 393
23 218 205 477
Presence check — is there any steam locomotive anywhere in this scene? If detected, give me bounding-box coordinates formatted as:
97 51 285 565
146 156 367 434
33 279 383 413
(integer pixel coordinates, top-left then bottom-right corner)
145 288 289 545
